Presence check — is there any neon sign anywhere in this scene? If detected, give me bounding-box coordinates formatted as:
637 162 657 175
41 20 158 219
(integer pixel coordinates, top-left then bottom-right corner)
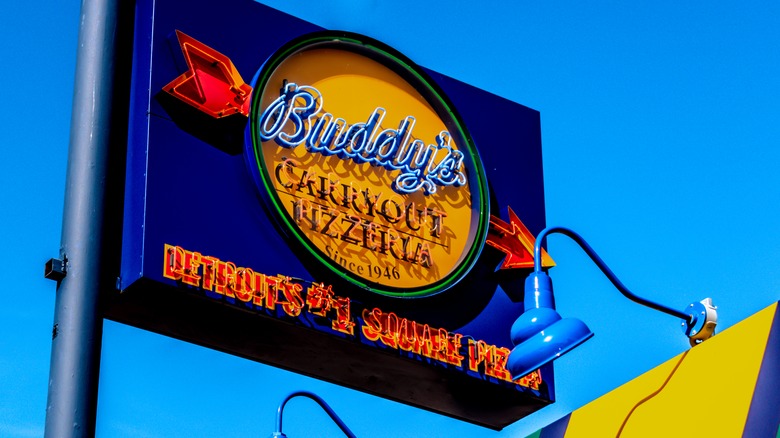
258 82 467 196
246 33 490 297
163 243 542 390
122 1 555 426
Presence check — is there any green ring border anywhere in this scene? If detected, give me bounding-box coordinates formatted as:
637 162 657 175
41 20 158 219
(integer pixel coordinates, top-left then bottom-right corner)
246 31 490 298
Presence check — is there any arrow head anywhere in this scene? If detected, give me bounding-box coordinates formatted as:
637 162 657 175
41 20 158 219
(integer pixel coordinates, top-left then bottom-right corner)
486 207 555 270
164 30 252 118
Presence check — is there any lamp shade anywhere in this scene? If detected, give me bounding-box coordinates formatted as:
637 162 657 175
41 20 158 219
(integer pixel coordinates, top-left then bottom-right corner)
508 270 594 380
510 307 562 345
507 317 593 380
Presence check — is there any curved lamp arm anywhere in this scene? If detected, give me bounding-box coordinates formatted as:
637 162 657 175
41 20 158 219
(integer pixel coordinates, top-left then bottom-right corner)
508 226 717 379
273 391 356 438
534 226 693 322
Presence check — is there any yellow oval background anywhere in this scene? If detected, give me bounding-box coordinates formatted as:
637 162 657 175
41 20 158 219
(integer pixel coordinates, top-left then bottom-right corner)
250 38 487 296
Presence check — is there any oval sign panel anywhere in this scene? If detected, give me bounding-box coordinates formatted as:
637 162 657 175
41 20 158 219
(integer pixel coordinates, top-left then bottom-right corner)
245 32 489 297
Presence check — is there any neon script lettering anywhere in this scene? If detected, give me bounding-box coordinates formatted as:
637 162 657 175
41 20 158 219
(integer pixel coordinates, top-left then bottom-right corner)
257 83 467 196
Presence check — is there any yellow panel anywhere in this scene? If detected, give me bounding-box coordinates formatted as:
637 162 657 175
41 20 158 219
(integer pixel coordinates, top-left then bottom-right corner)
565 302 778 437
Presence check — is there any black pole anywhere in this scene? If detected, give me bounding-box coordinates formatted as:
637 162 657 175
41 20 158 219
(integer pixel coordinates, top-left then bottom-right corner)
45 0 123 436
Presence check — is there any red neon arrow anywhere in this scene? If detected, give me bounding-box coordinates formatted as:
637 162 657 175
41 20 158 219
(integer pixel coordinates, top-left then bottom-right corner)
164 30 252 118
486 207 555 270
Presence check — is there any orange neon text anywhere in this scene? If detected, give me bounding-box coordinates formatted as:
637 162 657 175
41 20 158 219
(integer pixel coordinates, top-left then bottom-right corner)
163 244 354 333
361 307 464 366
468 339 541 389
162 243 540 389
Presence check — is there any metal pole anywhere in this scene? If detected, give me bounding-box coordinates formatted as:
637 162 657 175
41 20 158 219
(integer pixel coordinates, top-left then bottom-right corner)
45 0 123 436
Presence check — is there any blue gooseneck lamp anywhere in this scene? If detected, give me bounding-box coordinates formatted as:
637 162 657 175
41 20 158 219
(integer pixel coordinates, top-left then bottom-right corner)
507 226 718 380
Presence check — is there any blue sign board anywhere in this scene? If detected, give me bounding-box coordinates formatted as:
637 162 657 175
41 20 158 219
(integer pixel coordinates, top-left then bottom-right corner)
114 0 551 429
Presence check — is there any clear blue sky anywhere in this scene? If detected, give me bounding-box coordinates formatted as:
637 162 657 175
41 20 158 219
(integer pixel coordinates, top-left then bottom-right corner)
2 1 779 436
